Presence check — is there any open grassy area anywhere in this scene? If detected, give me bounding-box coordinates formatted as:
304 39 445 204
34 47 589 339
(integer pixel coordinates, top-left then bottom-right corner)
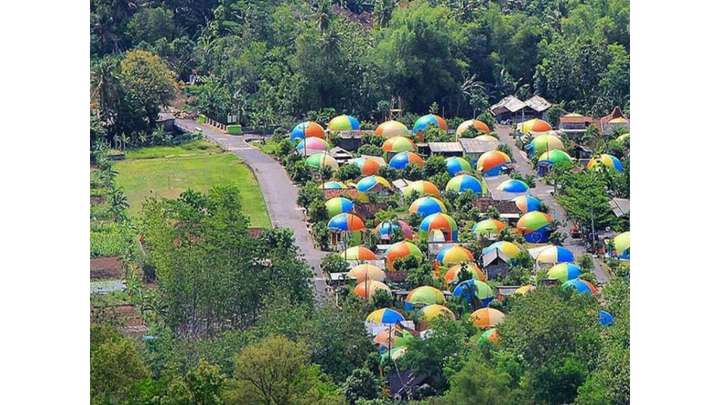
115 140 271 228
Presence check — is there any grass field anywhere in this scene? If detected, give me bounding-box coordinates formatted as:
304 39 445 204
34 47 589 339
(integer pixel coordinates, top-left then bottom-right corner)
115 140 271 228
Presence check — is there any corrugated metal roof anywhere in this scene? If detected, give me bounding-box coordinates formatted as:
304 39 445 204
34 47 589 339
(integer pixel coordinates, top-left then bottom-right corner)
524 95 552 112
458 137 499 154
428 142 463 153
610 198 630 217
490 95 526 115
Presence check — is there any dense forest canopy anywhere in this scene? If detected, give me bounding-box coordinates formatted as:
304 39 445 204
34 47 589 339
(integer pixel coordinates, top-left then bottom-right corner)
91 0 629 141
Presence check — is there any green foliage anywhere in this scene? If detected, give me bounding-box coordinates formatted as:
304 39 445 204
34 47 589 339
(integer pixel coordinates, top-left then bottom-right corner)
556 170 617 241
423 155 447 177
127 6 177 44
92 50 177 142
343 368 381 404
338 163 362 181
358 144 383 156
225 335 343 404
90 325 150 404
430 351 528 405
400 317 473 391
375 2 464 112
321 253 349 274
140 187 313 336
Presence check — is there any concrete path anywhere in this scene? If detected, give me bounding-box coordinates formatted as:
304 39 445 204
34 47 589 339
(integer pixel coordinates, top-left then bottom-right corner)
176 120 330 300
495 125 610 283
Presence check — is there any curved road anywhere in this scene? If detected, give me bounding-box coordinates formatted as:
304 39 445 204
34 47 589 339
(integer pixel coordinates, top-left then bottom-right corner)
176 119 330 301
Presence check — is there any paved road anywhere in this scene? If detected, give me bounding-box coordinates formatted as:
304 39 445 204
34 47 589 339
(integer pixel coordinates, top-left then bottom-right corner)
176 120 330 300
495 125 610 283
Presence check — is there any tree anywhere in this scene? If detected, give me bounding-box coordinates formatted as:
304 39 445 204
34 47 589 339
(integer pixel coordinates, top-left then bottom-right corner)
342 368 381 404
225 335 343 404
430 352 528 405
140 186 313 336
375 1 465 112
185 360 226 404
498 287 602 404
338 163 361 181
90 325 150 404
556 170 616 244
127 6 177 45
400 317 473 390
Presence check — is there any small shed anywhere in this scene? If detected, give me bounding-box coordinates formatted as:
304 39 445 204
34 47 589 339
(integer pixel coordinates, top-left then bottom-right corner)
459 137 500 162
329 146 354 164
428 142 464 157
598 106 629 136
524 95 552 120
559 113 593 137
609 198 630 218
490 95 527 124
482 248 511 279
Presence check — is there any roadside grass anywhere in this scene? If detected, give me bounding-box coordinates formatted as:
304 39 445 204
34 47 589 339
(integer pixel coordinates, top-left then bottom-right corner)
250 139 281 155
114 140 271 228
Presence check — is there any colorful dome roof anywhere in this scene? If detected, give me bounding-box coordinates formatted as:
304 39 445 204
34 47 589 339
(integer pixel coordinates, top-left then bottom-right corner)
389 151 425 170
322 181 347 189
613 231 630 259
587 154 624 172
472 219 507 237
353 280 391 300
413 114 448 136
405 286 446 308
598 310 614 326
528 134 564 156
403 180 441 199
296 137 330 155
327 213 365 232
444 263 485 285
419 213 459 242
452 279 494 307
514 285 536 295
538 149 573 165
328 114 360 131
385 241 423 272
517 211 553 243
446 174 487 194
456 119 491 137
348 264 385 282
325 197 354 217
496 179 529 193
382 136 415 153
409 196 447 218
536 245 575 265
547 262 583 282
435 245 474 266
482 241 522 259
518 118 552 134
562 279 598 295
305 153 339 170
445 156 473 176
366 308 405 325
417 304 456 330
477 150 511 177
291 121 325 142
375 120 411 139
512 195 542 213
478 328 500 346
356 175 392 193
374 220 414 241
348 157 384 176
341 246 377 261
469 308 505 329
418 304 456 322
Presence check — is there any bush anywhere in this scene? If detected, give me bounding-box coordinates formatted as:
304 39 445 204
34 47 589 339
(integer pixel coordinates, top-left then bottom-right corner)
358 144 382 156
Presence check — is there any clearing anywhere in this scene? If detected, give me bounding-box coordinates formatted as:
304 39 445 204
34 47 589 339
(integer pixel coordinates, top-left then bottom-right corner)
115 140 271 228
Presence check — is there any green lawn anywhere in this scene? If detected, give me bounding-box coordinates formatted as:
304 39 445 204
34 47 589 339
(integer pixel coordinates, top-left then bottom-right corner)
115 140 271 228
